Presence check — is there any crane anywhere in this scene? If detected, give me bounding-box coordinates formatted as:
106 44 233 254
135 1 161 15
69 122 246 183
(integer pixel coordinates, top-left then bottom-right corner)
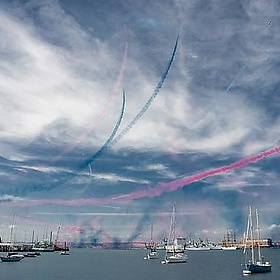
54 223 61 250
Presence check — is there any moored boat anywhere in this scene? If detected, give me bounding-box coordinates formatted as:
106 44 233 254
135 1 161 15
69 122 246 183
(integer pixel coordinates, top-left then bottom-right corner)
32 243 54 252
144 247 158 260
144 223 158 260
221 246 237 251
162 205 187 264
0 253 24 262
24 252 38 258
161 252 187 264
186 246 210 251
60 242 70 255
242 207 271 274
60 250 70 255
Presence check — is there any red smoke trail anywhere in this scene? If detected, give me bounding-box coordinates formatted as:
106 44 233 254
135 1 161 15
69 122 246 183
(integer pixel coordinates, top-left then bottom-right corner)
160 147 278 194
52 42 128 162
2 146 280 207
117 145 280 200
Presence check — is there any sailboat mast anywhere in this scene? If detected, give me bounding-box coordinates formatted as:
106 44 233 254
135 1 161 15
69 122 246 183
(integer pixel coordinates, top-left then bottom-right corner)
31 230 35 245
255 209 262 262
172 204 176 243
243 207 251 262
150 222 154 243
249 206 255 264
167 204 176 245
9 214 16 244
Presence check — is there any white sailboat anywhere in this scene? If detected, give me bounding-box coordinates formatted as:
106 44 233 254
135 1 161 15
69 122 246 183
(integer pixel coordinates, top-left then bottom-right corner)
161 205 187 264
242 207 271 274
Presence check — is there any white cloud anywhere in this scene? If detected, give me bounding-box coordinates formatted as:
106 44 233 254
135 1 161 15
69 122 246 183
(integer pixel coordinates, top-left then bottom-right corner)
1 0 276 161
0 7 123 147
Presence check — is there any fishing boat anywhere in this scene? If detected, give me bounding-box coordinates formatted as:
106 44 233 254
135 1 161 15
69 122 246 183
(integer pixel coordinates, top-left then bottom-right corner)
242 207 271 275
161 205 187 264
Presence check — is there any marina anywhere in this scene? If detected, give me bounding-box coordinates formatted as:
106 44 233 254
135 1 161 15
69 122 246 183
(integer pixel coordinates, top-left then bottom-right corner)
0 248 279 280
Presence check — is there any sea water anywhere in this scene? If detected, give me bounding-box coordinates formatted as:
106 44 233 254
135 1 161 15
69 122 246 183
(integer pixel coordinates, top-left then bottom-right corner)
0 248 279 280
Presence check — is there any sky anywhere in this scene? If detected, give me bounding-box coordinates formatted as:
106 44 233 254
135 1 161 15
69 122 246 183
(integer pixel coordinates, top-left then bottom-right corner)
0 0 280 245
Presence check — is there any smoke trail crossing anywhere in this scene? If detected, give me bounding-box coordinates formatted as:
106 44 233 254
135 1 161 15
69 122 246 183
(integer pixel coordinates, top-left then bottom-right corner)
61 36 179 181
22 91 126 193
78 90 126 171
111 35 179 144
50 36 178 185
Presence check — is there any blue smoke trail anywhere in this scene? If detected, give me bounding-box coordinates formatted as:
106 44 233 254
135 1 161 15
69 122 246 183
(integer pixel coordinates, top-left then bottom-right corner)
69 36 178 181
19 91 126 194
52 42 128 163
78 90 126 170
225 67 245 93
112 35 179 144
13 36 178 194
74 36 179 176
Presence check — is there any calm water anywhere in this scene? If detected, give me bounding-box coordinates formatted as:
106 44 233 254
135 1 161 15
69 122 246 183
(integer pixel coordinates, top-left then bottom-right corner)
1 248 280 280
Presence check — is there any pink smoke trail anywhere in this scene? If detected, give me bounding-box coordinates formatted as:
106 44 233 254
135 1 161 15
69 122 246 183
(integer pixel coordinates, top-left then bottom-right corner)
0 214 85 236
52 42 128 162
2 145 280 207
156 146 280 192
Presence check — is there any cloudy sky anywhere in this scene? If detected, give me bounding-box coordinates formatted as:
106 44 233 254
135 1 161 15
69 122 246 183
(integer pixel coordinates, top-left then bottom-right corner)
0 0 280 245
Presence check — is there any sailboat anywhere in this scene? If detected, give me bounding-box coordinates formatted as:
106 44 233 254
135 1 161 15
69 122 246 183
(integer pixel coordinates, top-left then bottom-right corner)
0 253 24 262
144 223 158 260
60 242 70 255
161 205 187 264
0 215 24 262
242 207 271 274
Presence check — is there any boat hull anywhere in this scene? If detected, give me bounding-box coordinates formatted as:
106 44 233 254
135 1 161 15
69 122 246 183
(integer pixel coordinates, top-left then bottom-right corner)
186 247 211 251
162 253 187 264
0 255 24 262
221 246 237 251
144 254 158 260
165 258 187 264
148 252 158 259
24 253 37 258
60 251 70 255
243 263 271 274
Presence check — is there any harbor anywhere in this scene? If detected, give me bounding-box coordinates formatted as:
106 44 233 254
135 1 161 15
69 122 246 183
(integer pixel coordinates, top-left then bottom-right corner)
0 247 279 280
